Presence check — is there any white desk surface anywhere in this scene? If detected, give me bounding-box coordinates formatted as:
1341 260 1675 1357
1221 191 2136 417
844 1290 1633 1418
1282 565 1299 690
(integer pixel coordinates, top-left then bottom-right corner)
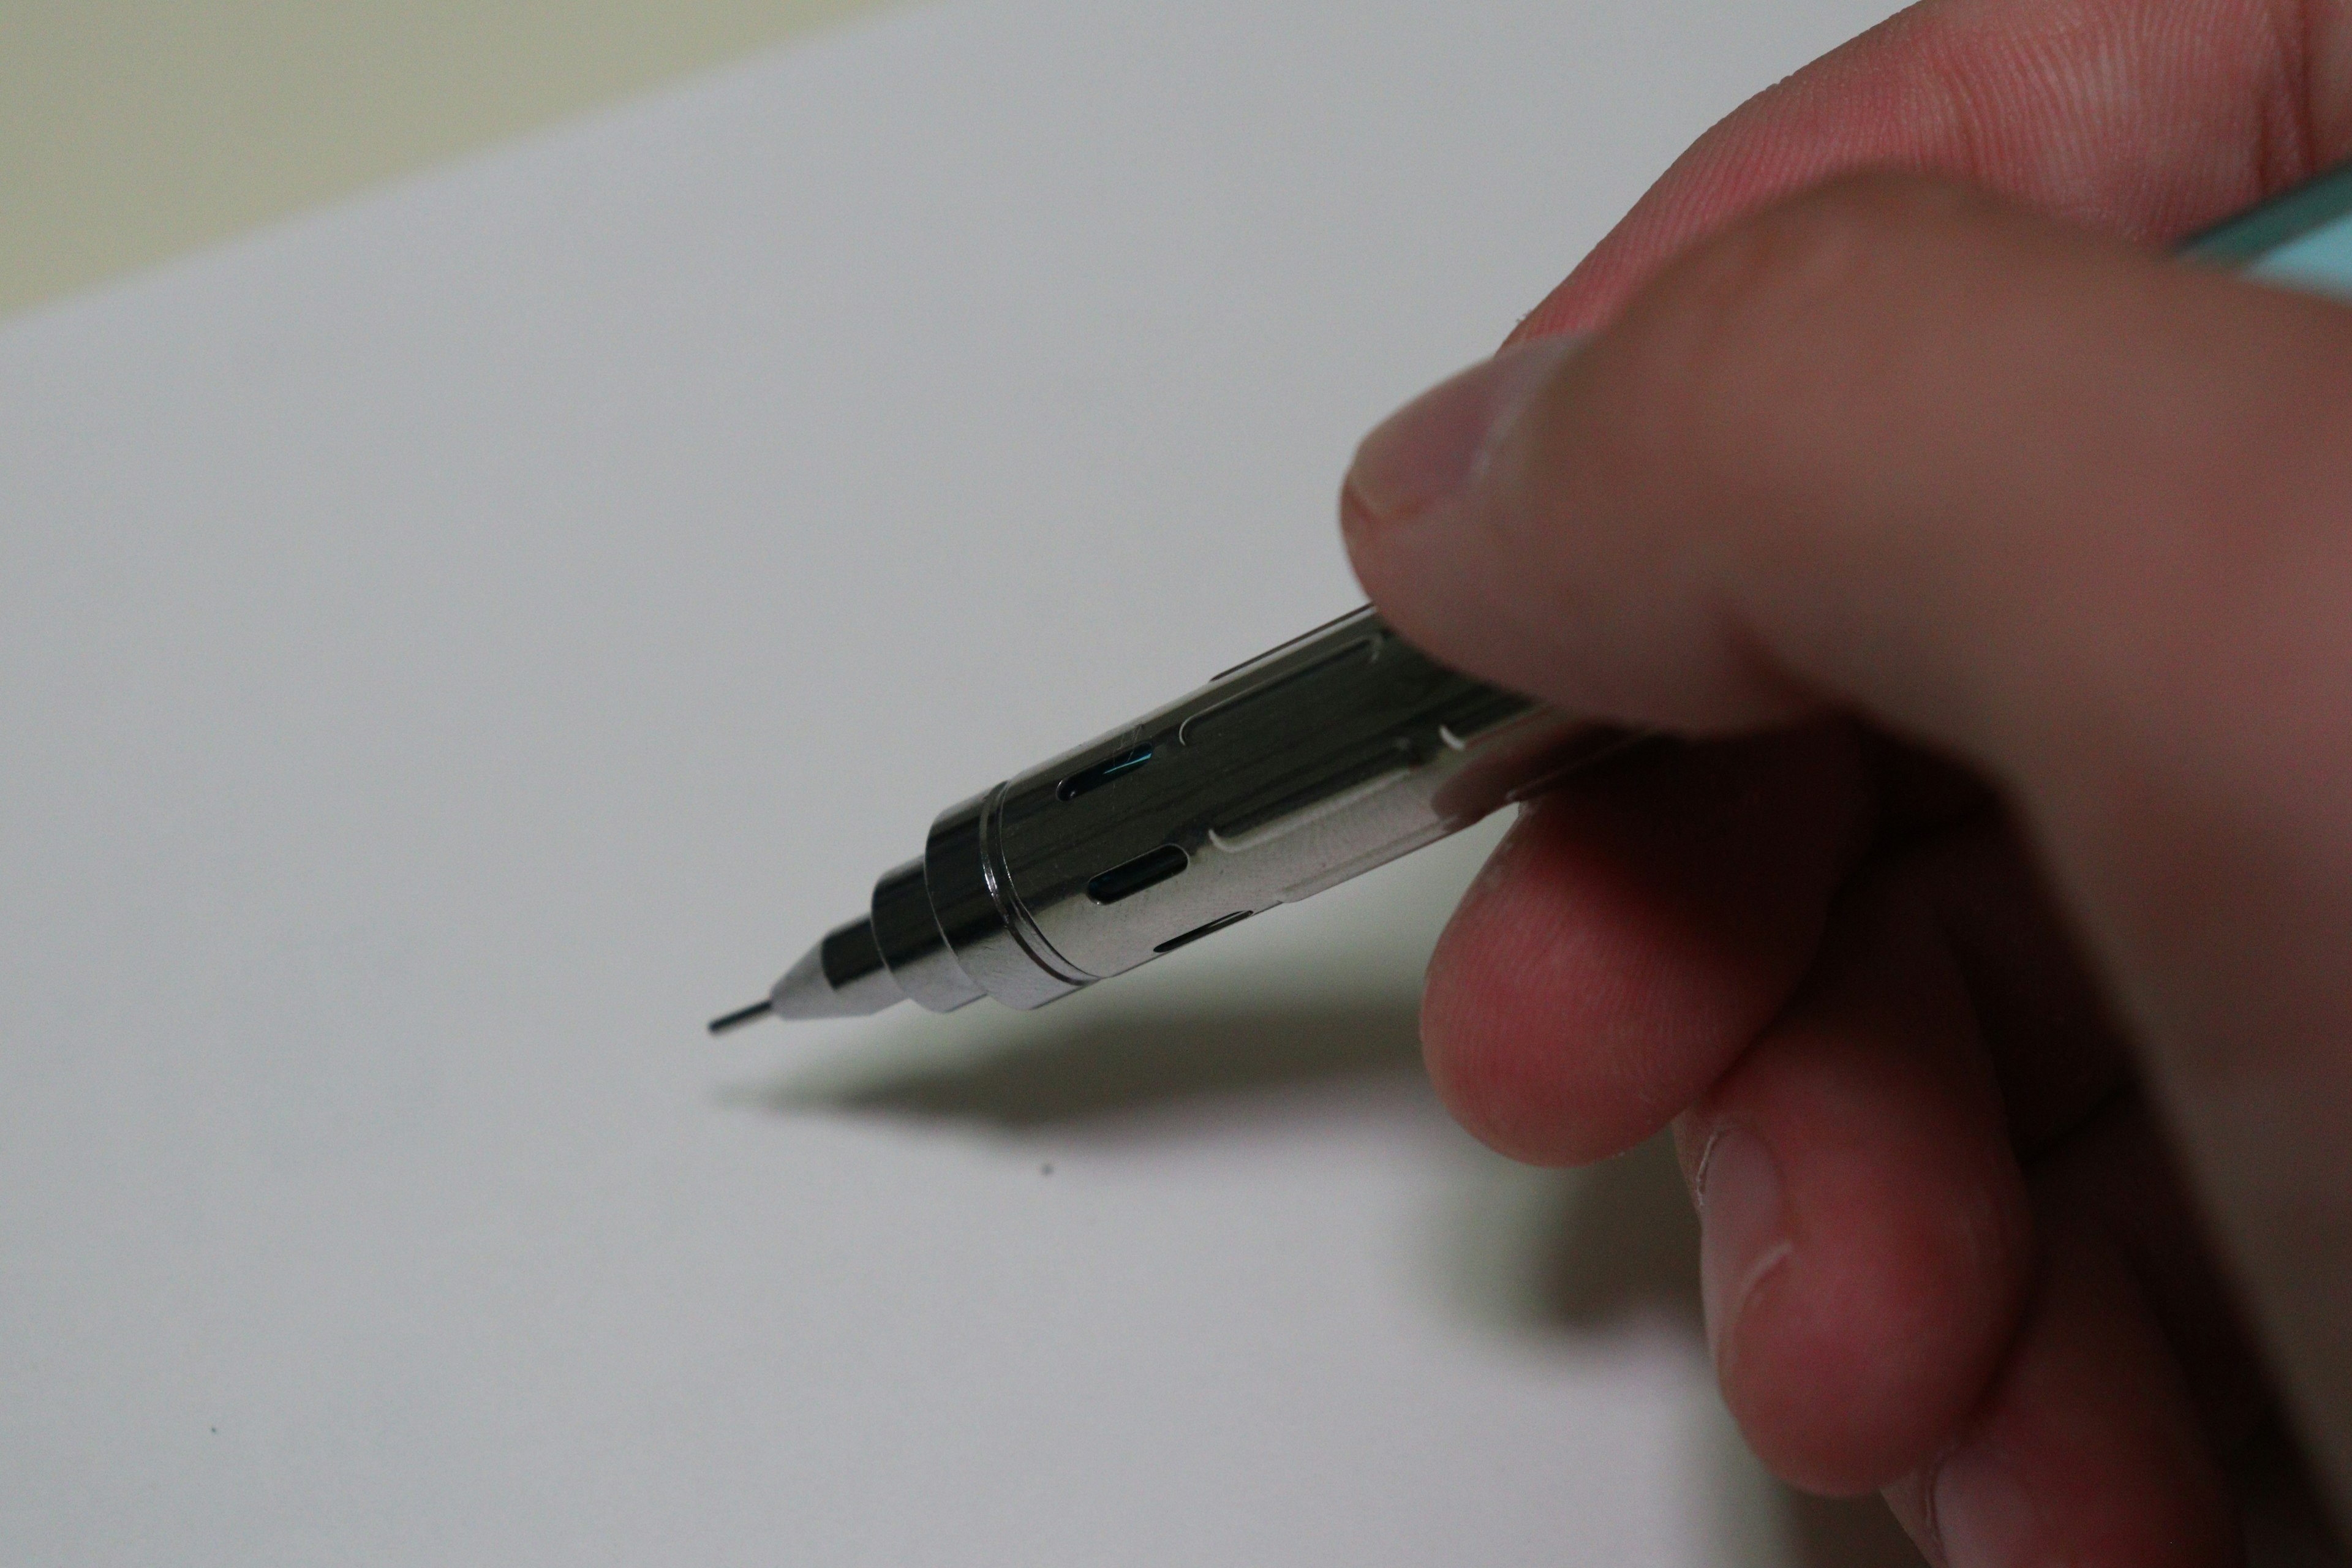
2 0 1918 1561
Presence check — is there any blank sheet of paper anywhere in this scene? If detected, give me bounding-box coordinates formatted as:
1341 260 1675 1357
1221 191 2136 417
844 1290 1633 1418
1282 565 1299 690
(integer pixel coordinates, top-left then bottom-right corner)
1 0 1912 1562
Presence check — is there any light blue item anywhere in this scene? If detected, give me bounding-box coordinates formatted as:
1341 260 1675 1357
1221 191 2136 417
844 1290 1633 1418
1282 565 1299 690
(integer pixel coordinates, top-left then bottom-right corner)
2185 162 2352 295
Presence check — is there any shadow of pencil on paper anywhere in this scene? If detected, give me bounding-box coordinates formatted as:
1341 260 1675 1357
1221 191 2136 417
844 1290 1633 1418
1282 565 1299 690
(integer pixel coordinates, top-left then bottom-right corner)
736 997 1923 1567
740 998 1427 1128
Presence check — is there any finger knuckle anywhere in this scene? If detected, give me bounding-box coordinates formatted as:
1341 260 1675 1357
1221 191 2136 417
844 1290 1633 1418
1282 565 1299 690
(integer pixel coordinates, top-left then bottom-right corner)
1561 173 2004 556
1641 175 1977 396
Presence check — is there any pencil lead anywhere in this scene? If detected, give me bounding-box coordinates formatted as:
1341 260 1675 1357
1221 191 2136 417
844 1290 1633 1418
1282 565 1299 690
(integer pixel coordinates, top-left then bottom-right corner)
706 1000 775 1036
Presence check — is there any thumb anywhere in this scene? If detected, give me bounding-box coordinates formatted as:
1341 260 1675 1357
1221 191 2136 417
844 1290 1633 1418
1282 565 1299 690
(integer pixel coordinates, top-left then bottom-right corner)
1343 175 2352 752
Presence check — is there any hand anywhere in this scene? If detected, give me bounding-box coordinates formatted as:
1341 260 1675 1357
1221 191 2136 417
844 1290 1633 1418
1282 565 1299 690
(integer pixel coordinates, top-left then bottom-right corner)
1340 2 2352 1562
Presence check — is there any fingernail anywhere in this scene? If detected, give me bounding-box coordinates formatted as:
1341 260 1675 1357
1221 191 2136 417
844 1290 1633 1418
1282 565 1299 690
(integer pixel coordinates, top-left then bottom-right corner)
1931 1442 2039 1568
1695 1126 1790 1369
1343 334 1580 533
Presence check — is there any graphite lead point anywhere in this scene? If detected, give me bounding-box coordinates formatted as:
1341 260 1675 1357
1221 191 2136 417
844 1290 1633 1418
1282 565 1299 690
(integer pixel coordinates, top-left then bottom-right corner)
706 1000 776 1036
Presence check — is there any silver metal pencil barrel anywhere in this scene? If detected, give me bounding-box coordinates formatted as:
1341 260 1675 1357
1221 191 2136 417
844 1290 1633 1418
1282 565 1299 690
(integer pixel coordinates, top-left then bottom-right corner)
717 606 1630 1030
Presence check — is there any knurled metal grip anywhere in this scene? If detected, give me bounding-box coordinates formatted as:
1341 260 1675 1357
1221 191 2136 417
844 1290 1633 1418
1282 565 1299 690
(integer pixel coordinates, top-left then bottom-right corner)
865 606 1629 1013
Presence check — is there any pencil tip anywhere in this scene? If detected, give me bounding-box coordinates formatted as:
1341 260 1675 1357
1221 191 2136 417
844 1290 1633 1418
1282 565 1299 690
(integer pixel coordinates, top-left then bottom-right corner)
707 1000 775 1036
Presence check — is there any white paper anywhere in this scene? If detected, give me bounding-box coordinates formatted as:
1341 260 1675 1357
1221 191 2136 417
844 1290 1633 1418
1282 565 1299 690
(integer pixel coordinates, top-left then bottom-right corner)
1 0 1917 1561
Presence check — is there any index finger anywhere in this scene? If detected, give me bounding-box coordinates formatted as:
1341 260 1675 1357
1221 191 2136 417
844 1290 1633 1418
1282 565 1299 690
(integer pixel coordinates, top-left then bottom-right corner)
1514 0 2352 337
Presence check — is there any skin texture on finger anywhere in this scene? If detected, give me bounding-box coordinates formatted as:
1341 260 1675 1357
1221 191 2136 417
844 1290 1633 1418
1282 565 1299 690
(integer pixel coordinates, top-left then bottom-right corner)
1886 1224 2239 1568
1420 726 1875 1165
1351 178 2352 1508
1671 869 2032 1496
1510 0 2352 341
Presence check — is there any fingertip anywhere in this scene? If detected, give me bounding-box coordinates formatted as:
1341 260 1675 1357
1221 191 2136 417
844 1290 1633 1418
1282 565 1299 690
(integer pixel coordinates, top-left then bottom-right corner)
1710 1117 2035 1498
1695 884 2035 1494
1343 337 1582 545
1420 728 1875 1165
1417 808 1605 1164
1907 1230 2239 1568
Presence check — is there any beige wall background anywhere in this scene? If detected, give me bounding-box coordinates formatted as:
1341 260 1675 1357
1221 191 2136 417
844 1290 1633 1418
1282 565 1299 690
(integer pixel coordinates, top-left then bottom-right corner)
0 0 894 318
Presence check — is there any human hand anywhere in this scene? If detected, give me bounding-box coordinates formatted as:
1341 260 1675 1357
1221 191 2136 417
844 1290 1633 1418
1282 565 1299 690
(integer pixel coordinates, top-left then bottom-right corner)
1340 3 2352 1562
